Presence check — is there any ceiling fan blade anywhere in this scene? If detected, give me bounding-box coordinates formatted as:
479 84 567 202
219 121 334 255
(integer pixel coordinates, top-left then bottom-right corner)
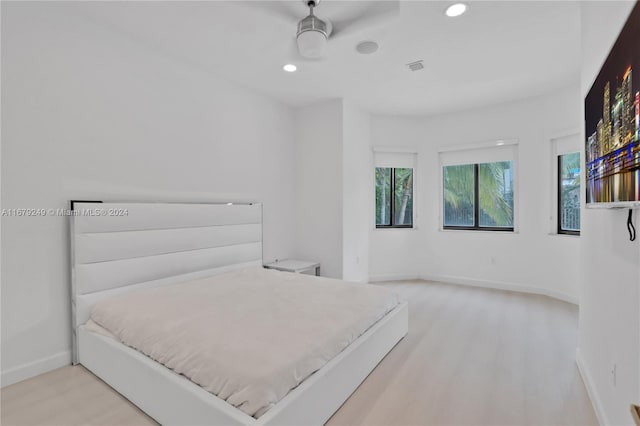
239 1 301 25
329 1 400 40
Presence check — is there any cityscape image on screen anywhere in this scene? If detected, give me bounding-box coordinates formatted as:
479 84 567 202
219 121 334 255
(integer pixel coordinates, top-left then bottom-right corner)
585 2 640 205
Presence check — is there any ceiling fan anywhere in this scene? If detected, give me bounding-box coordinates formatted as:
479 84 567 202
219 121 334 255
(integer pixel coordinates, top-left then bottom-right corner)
296 0 331 59
253 0 400 60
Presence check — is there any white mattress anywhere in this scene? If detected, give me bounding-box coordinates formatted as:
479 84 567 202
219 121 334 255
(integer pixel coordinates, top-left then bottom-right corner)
86 267 399 418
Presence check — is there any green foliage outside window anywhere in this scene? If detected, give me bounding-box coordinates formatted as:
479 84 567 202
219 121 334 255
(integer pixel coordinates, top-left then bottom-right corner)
375 167 413 227
559 152 580 233
443 161 514 229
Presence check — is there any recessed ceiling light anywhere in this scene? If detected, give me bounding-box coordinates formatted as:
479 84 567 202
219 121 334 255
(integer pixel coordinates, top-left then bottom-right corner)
445 3 467 17
496 141 505 146
283 64 297 72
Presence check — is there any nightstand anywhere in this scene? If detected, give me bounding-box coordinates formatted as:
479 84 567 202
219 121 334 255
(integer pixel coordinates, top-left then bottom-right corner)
264 259 321 276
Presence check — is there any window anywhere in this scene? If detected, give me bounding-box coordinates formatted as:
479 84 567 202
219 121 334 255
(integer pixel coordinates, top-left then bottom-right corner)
558 152 580 235
375 167 413 228
374 149 417 228
443 161 514 231
551 133 580 234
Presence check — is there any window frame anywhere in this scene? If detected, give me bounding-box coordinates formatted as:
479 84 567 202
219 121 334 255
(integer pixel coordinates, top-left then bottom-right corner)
442 163 514 232
557 153 580 236
375 167 414 229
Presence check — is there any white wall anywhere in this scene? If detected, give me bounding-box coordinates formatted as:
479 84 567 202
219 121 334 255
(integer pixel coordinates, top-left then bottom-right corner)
578 2 640 425
294 100 344 279
370 86 583 303
342 101 370 282
1 3 296 385
294 99 371 282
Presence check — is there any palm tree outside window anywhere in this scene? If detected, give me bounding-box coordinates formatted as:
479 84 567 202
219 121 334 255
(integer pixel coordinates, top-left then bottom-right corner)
375 167 413 228
443 161 514 231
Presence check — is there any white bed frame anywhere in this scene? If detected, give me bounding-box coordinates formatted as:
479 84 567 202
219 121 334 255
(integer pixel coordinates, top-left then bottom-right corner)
70 201 408 426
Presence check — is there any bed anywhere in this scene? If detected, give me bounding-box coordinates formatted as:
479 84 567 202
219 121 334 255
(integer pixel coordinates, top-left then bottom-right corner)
70 201 408 425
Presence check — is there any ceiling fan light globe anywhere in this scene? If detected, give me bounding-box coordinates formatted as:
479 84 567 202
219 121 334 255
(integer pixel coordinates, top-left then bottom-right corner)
297 30 327 58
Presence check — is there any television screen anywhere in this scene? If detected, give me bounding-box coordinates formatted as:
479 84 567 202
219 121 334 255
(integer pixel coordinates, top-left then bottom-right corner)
585 2 640 206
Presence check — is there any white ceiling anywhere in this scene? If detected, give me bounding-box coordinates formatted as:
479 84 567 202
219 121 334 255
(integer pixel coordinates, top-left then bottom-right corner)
75 1 581 116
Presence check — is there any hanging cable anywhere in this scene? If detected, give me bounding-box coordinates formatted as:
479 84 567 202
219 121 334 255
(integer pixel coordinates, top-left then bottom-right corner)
627 209 636 241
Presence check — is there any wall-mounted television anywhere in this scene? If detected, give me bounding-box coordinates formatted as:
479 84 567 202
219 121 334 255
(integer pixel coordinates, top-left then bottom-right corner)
585 1 640 207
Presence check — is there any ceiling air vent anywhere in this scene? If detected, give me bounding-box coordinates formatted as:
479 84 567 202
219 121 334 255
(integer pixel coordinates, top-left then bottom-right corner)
406 60 424 72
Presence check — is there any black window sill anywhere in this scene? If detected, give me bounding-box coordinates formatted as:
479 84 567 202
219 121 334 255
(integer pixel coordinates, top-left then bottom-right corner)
558 230 580 236
442 226 514 232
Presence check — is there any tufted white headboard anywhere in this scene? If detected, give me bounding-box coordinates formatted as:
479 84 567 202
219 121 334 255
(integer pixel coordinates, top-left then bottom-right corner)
70 201 263 363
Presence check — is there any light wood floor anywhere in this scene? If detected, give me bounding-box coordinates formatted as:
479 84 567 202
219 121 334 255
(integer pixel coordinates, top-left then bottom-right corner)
1 281 597 426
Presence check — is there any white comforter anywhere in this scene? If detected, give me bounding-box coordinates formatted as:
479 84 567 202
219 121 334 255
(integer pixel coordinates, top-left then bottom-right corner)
88 267 399 418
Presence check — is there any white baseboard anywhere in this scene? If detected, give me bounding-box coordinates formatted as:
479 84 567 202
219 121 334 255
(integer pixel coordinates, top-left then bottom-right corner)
368 274 421 283
419 273 579 305
1 350 71 388
576 347 607 425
